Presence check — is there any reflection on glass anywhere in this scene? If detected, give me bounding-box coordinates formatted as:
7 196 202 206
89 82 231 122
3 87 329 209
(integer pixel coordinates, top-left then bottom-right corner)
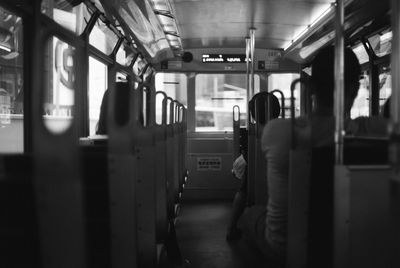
268 73 300 118
41 0 90 35
0 7 23 152
88 56 107 135
89 18 119 55
195 74 260 132
351 70 370 119
43 37 75 134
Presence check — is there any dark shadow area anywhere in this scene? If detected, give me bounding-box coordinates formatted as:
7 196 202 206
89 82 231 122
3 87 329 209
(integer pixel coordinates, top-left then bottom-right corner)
175 201 267 268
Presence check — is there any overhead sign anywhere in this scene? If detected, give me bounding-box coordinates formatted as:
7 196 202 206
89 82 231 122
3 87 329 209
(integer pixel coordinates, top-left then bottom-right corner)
202 54 250 63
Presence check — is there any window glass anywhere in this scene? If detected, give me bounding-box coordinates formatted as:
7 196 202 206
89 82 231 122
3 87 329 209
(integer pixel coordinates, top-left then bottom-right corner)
195 74 260 132
352 42 369 65
155 73 187 125
41 0 90 35
88 56 107 135
92 0 105 13
379 64 391 111
368 29 392 58
268 73 300 118
350 70 369 118
0 7 23 152
116 44 135 66
43 37 75 134
89 18 119 55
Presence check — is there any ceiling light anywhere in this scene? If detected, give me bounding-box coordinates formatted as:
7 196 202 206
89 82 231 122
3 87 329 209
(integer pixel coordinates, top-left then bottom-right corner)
284 3 335 51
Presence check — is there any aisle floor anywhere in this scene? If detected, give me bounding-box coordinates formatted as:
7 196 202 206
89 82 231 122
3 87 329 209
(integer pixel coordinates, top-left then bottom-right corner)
175 201 268 268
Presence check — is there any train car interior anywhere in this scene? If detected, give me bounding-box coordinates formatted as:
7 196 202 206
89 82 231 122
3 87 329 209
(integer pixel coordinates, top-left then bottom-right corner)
0 0 399 267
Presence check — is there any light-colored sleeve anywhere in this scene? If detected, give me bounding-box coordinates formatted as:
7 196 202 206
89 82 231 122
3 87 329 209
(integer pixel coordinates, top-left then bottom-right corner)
261 119 292 180
232 154 247 180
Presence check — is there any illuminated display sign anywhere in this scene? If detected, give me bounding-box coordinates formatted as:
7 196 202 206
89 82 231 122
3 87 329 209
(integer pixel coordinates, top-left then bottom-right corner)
202 54 250 63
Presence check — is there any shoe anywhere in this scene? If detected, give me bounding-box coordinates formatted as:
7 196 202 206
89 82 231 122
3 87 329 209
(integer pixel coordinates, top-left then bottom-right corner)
226 228 242 241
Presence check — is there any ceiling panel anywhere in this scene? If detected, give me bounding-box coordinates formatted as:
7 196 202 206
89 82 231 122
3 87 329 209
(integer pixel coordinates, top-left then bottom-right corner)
170 0 333 49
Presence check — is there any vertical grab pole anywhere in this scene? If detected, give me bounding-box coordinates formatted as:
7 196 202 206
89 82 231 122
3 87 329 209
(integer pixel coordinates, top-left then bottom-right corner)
250 28 256 99
245 37 251 128
391 0 400 172
333 2 351 268
390 1 400 267
334 0 345 165
233 105 241 159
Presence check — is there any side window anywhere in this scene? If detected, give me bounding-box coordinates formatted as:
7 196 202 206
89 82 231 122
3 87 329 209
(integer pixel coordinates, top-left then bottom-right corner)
268 73 300 118
0 7 23 152
194 74 259 132
41 0 90 35
88 56 107 135
89 17 119 55
43 37 75 134
368 29 392 58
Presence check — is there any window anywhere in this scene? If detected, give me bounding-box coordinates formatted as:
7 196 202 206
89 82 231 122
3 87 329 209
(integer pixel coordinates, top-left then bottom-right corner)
43 37 75 134
89 18 119 55
350 70 370 118
88 56 107 135
195 74 259 132
352 42 369 65
41 0 90 35
368 29 392 58
116 44 135 66
268 73 300 118
0 7 23 152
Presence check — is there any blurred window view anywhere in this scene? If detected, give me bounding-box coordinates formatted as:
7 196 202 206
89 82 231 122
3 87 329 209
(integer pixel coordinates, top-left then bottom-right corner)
0 6 23 152
43 37 75 134
268 73 300 118
88 56 107 135
368 29 392 58
195 74 260 132
352 42 369 65
41 0 90 35
90 18 119 55
155 73 187 125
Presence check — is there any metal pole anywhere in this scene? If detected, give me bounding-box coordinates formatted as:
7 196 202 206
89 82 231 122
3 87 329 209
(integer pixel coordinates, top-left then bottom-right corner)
250 28 256 98
245 37 251 127
391 0 400 173
334 0 345 165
